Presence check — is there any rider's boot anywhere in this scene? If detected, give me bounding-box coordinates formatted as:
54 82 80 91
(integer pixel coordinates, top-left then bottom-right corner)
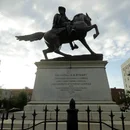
67 25 79 50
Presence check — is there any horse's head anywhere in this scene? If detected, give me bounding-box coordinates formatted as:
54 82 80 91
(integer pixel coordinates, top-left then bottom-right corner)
72 13 92 26
84 13 92 26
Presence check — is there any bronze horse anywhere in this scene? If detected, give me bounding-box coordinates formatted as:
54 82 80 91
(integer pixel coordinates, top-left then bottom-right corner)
16 13 99 59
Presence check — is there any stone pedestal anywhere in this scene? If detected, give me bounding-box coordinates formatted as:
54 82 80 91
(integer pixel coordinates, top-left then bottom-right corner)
31 60 112 102
23 59 120 113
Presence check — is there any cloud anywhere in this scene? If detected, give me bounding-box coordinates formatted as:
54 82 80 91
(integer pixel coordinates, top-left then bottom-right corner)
0 0 130 88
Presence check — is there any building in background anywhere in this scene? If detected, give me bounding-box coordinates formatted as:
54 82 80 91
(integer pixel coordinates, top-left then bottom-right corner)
121 58 130 92
10 88 33 101
0 88 33 101
0 88 33 109
111 87 125 104
0 89 11 100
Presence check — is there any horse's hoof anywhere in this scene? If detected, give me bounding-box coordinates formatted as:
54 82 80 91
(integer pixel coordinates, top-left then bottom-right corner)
74 44 79 49
71 47 74 50
93 34 97 39
91 52 96 55
93 33 99 39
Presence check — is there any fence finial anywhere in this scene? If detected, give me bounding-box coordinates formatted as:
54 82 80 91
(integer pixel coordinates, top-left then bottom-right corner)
67 99 78 130
69 98 75 109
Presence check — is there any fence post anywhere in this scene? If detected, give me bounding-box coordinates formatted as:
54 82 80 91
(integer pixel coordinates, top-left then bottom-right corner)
109 111 114 130
11 114 15 130
86 106 91 130
32 109 37 130
55 105 60 130
120 112 125 130
67 99 78 130
97 106 103 130
0 113 5 130
21 111 26 130
43 105 48 130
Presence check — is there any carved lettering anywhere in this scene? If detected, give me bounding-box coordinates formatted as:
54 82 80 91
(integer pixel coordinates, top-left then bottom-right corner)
51 72 91 94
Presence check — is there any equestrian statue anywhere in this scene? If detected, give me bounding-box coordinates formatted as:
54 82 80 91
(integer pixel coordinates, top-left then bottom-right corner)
16 6 99 60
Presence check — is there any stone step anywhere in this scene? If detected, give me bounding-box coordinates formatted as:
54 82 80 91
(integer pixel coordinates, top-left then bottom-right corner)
24 103 120 112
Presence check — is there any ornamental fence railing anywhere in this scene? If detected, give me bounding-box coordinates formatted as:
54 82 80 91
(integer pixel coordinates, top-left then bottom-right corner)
0 99 126 130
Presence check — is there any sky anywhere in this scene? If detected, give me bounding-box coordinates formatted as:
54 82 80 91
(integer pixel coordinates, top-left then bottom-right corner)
0 0 130 89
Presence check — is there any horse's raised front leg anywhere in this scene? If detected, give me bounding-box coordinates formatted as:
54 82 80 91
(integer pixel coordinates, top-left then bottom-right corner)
93 24 99 39
86 24 99 39
80 38 96 54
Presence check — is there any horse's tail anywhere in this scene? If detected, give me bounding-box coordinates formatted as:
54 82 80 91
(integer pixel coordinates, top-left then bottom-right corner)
16 32 45 42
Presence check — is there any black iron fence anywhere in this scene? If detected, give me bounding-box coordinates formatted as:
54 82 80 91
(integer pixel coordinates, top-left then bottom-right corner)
0 99 126 130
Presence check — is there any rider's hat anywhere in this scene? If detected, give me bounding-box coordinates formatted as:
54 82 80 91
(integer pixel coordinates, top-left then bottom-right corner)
58 6 66 12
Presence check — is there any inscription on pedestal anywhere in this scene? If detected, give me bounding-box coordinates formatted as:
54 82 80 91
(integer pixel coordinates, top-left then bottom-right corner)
51 71 91 94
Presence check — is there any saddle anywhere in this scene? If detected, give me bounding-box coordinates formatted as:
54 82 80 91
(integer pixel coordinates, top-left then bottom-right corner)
53 23 75 39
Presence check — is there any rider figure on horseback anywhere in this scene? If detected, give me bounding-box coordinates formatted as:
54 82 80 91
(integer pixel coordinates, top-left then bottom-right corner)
16 7 100 60
52 6 70 29
52 6 78 50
